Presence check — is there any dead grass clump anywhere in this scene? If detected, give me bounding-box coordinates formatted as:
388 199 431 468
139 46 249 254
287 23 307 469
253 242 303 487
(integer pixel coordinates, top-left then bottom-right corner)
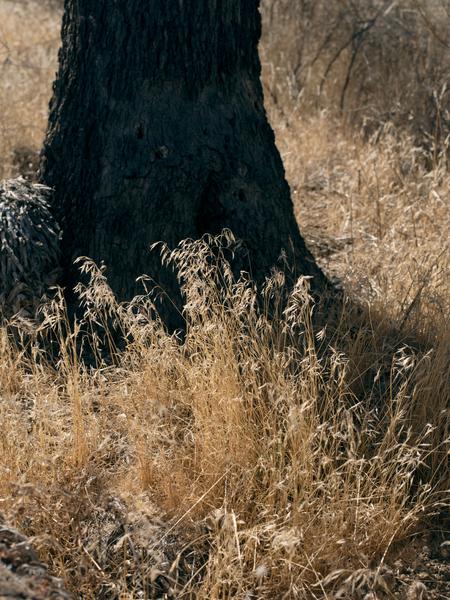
0 238 448 598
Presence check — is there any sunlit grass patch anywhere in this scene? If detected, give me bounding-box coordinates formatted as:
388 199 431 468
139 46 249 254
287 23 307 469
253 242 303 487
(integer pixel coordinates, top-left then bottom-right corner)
1 235 448 597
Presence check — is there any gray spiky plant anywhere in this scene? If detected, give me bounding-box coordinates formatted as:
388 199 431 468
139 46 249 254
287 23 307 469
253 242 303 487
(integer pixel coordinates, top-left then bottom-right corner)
0 177 61 319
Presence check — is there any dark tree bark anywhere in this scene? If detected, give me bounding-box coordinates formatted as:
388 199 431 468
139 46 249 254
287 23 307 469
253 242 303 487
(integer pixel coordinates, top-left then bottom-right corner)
41 0 327 321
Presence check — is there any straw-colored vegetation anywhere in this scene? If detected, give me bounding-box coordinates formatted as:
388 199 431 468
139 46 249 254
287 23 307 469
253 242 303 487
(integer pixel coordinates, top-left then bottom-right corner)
0 0 59 180
0 1 448 598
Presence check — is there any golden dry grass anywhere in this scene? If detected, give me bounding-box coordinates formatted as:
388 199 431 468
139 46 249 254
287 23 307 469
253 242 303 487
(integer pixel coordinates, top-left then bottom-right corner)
0 0 59 179
0 1 449 599
273 112 449 338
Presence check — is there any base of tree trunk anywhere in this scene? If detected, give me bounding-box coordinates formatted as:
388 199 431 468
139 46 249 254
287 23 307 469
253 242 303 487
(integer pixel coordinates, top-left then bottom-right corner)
41 1 328 328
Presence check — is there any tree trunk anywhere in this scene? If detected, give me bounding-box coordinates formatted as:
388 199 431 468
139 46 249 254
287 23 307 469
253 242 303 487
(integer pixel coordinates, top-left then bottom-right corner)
41 0 327 322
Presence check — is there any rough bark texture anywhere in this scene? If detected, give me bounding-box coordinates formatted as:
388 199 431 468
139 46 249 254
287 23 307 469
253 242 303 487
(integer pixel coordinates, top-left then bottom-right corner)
41 0 326 320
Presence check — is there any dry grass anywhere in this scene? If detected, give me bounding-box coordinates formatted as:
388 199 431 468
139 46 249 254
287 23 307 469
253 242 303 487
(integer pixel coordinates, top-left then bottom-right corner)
272 113 449 340
0 0 59 179
261 0 450 145
0 1 449 599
